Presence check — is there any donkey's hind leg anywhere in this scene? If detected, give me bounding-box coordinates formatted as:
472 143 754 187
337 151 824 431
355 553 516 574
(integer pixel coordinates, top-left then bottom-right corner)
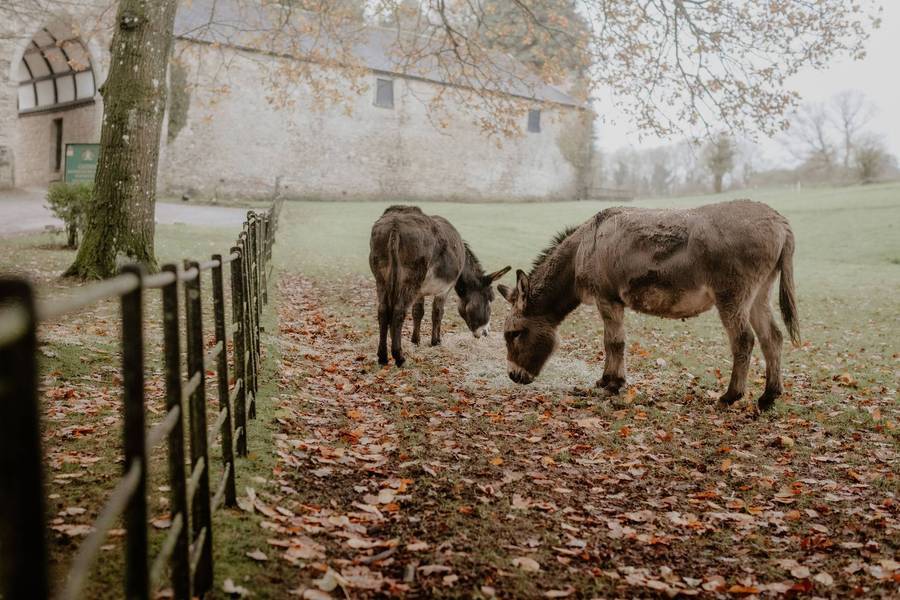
376 287 390 365
390 287 417 367
750 279 784 411
716 295 755 407
431 293 447 346
411 297 425 345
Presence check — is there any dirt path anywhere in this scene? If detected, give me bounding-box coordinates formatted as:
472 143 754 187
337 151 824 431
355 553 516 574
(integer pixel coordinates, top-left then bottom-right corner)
255 273 898 599
0 188 250 235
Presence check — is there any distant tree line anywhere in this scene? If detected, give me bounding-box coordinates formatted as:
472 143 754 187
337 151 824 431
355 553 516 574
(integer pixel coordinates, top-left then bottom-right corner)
595 91 898 198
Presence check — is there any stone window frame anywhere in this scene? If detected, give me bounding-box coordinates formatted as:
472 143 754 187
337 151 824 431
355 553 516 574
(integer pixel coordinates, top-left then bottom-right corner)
374 77 395 109
17 28 97 116
527 109 542 133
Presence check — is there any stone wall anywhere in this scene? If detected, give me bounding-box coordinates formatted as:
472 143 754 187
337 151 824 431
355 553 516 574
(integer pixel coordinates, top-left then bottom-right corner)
0 41 16 188
3 10 587 201
161 43 586 202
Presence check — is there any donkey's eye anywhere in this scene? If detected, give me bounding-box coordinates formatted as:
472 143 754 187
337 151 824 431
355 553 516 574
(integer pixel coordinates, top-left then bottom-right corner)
505 330 523 342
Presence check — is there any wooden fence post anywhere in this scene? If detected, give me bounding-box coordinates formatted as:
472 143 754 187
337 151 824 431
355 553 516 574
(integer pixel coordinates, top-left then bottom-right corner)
212 255 237 507
160 264 191 598
240 231 258 417
229 247 248 456
259 215 268 305
0 278 49 600
120 265 149 600
183 261 213 596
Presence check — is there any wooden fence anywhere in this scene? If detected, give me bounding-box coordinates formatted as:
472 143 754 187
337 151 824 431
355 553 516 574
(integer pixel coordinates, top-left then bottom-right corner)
0 200 281 599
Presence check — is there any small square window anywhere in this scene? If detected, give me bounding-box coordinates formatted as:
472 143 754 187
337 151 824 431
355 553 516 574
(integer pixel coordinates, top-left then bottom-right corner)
375 78 394 109
527 109 541 133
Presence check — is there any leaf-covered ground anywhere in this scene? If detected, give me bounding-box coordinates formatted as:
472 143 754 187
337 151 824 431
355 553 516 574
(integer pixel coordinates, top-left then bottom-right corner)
247 272 899 599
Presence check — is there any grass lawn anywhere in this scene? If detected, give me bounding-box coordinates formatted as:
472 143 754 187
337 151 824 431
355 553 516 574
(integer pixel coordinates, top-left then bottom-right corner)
0 182 897 598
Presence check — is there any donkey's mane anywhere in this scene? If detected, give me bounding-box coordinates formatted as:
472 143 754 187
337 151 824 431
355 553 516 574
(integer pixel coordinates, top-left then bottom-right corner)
454 242 487 295
462 242 484 276
529 226 579 276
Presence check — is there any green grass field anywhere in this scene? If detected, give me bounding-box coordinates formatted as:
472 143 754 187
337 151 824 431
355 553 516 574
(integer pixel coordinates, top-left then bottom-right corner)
1 183 897 598
277 182 900 333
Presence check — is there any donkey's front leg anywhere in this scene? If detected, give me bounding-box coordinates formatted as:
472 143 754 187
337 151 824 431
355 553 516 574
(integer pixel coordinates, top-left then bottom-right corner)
597 302 627 394
411 298 425 345
430 293 447 346
717 305 755 406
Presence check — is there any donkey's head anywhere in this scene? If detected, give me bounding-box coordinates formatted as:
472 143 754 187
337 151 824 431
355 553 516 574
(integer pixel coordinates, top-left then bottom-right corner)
456 266 511 337
498 270 560 384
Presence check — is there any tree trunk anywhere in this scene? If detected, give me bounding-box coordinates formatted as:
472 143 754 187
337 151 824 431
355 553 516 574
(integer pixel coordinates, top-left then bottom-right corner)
66 0 178 279
713 173 724 194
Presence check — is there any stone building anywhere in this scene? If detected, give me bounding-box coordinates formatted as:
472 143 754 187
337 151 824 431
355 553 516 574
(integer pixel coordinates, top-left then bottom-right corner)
1 0 590 201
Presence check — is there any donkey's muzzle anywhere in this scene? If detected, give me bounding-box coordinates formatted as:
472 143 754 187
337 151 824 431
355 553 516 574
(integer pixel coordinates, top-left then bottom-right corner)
508 367 534 385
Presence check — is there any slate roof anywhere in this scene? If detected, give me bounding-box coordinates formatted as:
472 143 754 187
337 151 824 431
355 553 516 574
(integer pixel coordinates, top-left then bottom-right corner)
174 0 581 108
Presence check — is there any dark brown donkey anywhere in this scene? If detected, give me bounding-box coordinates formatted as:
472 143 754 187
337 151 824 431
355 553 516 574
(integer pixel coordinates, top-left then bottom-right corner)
498 200 800 410
370 206 510 367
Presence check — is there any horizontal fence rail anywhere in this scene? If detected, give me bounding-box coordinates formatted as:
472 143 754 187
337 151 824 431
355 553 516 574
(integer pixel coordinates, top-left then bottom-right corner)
0 199 281 600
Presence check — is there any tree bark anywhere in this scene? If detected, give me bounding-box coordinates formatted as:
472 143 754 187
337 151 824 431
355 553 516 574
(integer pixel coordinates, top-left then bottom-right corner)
713 173 724 193
66 0 178 279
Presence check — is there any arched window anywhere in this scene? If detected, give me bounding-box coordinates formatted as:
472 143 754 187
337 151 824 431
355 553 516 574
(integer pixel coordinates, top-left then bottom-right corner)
17 23 96 114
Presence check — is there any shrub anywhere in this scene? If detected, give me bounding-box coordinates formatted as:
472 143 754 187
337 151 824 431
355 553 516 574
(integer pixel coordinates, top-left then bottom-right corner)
46 182 92 248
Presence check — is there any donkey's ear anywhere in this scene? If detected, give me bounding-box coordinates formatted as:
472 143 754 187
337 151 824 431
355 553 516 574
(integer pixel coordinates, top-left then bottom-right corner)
497 284 514 303
485 265 511 283
515 269 529 296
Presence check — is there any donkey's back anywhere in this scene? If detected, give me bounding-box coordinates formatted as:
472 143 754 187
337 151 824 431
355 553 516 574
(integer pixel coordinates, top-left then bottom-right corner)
369 206 465 295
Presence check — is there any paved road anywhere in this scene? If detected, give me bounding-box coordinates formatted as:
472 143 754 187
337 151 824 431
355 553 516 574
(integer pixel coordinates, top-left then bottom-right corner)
0 188 250 235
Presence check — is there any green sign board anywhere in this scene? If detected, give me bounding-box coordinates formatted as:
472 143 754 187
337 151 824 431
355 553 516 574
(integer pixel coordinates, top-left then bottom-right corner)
64 143 100 184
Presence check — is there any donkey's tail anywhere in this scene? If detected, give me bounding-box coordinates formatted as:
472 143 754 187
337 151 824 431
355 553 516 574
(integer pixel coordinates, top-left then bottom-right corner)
386 227 402 311
777 229 801 347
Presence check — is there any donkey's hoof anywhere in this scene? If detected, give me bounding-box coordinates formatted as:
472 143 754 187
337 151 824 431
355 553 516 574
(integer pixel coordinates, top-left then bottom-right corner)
596 375 625 395
377 353 389 366
394 356 406 368
411 335 421 346
430 338 441 347
756 390 780 411
718 391 744 406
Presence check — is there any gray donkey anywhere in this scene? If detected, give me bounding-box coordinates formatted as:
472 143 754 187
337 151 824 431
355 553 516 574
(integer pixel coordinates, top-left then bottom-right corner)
498 200 800 410
370 206 510 367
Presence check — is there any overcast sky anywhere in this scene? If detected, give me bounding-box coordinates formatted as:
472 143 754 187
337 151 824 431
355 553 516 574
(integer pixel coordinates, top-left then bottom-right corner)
594 2 900 161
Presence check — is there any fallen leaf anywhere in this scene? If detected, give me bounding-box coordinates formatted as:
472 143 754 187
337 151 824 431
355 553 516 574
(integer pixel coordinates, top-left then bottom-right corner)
727 584 760 595
790 565 810 579
544 586 575 598
407 541 430 551
314 569 348 593
246 549 267 562
512 557 541 572
223 578 251 597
